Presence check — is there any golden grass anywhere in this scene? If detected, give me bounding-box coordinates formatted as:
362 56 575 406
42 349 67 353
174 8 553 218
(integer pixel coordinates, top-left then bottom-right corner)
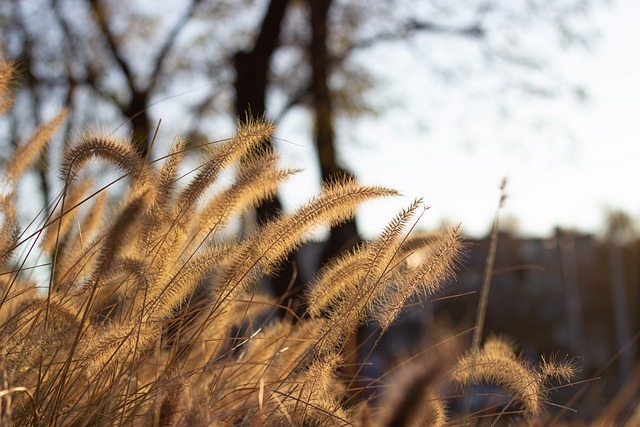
0 50 577 426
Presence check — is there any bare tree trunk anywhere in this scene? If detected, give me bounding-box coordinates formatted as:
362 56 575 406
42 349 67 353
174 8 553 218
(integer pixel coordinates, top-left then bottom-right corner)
308 0 360 266
233 0 304 314
124 91 151 157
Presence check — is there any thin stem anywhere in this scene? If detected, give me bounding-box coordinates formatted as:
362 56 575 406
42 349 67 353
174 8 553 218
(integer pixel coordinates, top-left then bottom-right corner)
472 178 507 350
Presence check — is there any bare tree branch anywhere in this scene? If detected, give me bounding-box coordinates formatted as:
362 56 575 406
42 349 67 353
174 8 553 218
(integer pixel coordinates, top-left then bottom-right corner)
88 0 136 94
339 19 485 58
148 0 204 92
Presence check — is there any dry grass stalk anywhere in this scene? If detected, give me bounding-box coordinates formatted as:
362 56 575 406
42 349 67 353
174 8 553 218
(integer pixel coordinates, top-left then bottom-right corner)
0 49 15 115
452 336 576 419
5 109 67 186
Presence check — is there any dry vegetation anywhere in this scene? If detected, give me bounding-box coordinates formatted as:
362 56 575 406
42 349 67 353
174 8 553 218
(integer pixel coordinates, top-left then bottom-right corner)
0 51 578 426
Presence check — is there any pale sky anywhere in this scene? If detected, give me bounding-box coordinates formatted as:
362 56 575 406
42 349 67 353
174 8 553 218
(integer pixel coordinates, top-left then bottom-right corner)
275 0 640 239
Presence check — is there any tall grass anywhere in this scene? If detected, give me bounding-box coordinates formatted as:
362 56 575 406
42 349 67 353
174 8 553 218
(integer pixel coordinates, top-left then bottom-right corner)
0 51 576 426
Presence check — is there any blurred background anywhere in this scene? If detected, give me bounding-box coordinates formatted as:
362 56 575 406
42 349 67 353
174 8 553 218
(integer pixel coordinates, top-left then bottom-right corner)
1 0 638 422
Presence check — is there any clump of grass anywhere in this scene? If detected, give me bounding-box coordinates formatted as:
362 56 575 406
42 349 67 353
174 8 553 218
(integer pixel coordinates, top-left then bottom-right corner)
451 336 576 423
0 50 577 426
